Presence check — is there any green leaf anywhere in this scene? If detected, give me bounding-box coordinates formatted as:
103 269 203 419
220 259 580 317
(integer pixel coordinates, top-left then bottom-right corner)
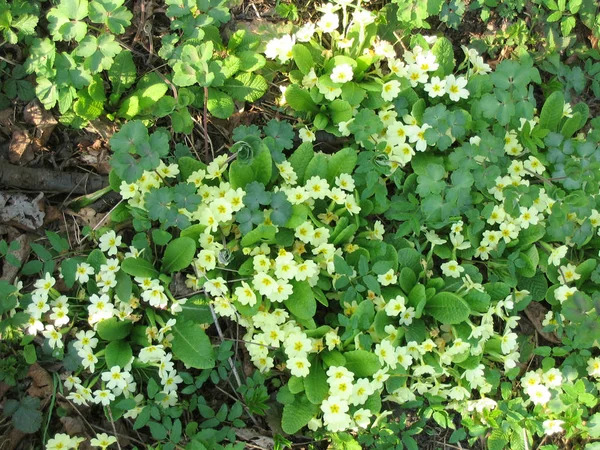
97 318 133 341
89 0 133 34
10 397 42 434
240 224 277 247
304 360 328 404
47 0 89 41
292 44 314 75
327 147 357 183
162 237 197 273
105 340 133 368
281 396 318 434
288 143 314 183
343 350 382 377
284 281 316 321
425 292 471 324
76 34 122 73
108 50 136 100
539 91 564 131
284 84 318 113
121 258 159 278
171 320 215 369
207 88 234 119
431 36 454 77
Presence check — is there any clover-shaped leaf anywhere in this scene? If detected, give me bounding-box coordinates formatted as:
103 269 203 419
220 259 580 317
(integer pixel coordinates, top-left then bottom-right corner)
164 208 191 229
236 207 264 234
111 152 143 183
110 120 149 154
89 0 133 34
174 183 201 212
76 34 122 73
47 0 88 42
270 192 292 226
243 182 271 210
264 119 295 151
146 187 173 222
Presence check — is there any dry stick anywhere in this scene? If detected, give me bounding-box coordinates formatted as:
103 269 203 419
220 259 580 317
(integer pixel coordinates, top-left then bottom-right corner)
106 406 123 450
0 158 108 194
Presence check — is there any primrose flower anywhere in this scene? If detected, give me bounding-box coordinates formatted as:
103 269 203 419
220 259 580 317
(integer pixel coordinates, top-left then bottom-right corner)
441 260 464 278
264 35 295 63
424 76 446 98
330 63 354 84
90 433 118 449
444 74 469 101
317 12 339 33
46 433 84 450
381 80 401 101
288 356 311 377
34 272 56 292
295 22 315 42
543 419 565 436
74 262 94 283
98 231 122 256
299 127 316 143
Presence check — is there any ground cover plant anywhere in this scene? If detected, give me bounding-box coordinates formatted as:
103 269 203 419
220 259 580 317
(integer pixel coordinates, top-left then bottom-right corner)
1 0 600 449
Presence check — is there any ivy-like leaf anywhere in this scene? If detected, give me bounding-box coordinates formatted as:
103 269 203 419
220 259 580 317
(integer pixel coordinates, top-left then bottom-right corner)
109 120 149 154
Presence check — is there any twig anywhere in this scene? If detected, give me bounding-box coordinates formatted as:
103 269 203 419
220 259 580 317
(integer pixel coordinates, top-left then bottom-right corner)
106 406 123 450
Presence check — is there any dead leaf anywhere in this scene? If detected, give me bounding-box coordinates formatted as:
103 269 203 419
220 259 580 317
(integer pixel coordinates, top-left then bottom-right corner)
524 302 561 344
23 100 57 147
77 139 111 174
8 129 34 164
26 363 54 406
0 192 45 230
65 207 102 229
0 108 14 136
0 428 26 450
60 416 86 436
235 429 274 449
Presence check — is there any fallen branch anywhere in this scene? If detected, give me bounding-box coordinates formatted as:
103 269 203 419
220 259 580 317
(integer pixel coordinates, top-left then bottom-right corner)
0 157 108 195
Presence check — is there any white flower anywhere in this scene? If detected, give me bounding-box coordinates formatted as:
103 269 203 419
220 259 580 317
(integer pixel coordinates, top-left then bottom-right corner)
444 74 469 101
441 260 464 278
543 419 565 436
299 127 316 143
330 64 354 84
424 76 446 98
317 12 339 33
74 262 94 283
381 80 401 101
98 231 122 256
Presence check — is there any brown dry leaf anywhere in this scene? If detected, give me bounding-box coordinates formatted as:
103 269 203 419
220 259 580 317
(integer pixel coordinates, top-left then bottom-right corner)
524 302 561 344
0 428 26 450
235 429 274 449
0 108 15 136
26 363 54 406
0 192 45 230
77 139 111 174
23 100 57 147
0 234 30 283
65 207 102 229
8 129 34 164
60 416 87 437
85 118 117 141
